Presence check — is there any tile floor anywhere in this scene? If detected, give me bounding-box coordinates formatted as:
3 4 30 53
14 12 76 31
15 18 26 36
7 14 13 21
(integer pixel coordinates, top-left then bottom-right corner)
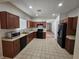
1 32 73 59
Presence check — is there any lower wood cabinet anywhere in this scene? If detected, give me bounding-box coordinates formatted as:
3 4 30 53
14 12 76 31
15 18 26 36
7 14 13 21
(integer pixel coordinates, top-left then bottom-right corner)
2 39 20 58
2 31 45 58
43 32 46 39
26 35 30 44
27 33 31 43
33 32 36 38
27 32 36 44
65 38 75 54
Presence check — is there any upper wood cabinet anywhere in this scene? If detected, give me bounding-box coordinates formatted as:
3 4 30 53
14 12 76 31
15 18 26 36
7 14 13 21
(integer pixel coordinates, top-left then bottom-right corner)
66 17 78 35
60 17 78 35
28 21 46 28
0 11 19 29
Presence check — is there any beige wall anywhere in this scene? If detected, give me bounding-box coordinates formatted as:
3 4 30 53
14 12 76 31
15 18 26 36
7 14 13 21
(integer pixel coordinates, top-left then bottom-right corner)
73 8 79 59
50 16 60 39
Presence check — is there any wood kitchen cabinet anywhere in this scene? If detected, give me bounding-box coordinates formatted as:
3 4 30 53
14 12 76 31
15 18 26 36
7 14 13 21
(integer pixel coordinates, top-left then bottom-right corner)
65 17 77 35
28 33 33 42
2 32 37 58
28 21 46 28
26 35 30 44
33 32 36 38
13 15 19 28
60 17 78 35
27 32 36 44
43 32 46 39
28 21 35 28
2 39 20 58
0 11 19 29
65 38 75 54
27 33 32 44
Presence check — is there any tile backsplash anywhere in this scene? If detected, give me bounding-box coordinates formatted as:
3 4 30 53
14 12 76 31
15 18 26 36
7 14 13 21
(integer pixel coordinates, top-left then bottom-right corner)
0 29 18 38
0 28 29 38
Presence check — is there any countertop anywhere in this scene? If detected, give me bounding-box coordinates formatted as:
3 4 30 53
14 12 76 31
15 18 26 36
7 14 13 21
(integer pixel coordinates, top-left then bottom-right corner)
66 35 75 40
2 29 47 42
2 28 46 41
2 31 34 41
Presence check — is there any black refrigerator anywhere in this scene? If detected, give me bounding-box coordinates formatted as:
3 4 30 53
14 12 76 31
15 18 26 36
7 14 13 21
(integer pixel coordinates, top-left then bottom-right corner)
57 23 67 48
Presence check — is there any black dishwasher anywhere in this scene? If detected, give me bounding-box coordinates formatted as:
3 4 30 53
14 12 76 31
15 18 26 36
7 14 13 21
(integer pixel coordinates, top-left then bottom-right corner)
20 36 27 50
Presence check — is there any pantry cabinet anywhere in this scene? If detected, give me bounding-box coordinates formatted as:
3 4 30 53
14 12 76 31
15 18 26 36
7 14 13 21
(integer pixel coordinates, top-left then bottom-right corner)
0 11 19 29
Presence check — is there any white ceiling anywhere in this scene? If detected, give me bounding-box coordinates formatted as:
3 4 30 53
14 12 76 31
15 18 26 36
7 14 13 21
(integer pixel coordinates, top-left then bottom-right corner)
0 0 10 3
1 0 79 19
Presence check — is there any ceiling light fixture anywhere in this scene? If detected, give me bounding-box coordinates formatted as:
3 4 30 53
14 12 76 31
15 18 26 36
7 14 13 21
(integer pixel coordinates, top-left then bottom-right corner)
52 14 55 16
36 14 38 16
58 3 63 7
29 5 32 9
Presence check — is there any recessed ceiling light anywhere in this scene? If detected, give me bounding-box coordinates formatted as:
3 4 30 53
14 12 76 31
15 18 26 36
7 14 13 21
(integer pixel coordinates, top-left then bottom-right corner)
36 14 38 16
29 5 32 9
58 3 63 7
52 14 55 16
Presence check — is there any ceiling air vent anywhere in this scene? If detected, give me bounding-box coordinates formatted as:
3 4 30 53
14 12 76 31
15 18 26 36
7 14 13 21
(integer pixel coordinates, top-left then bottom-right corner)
37 9 42 12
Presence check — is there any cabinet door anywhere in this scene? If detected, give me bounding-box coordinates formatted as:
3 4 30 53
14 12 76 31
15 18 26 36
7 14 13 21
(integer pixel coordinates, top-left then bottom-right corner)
7 13 19 29
69 40 75 54
33 32 36 38
29 33 32 42
0 12 7 28
43 32 46 39
65 38 75 54
13 39 20 56
2 40 20 58
7 13 15 29
66 18 74 35
65 38 69 51
73 17 78 32
0 12 19 29
26 35 29 44
14 16 19 28
68 18 73 29
2 41 14 58
27 34 32 43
